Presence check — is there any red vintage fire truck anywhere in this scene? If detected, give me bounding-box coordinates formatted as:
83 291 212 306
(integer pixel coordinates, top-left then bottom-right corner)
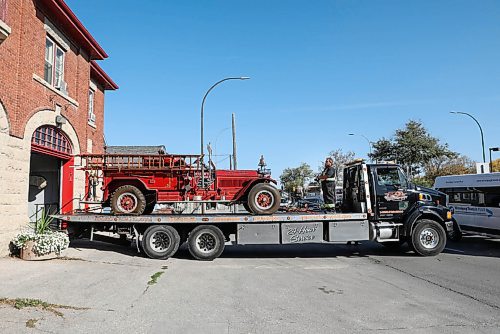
80 153 281 215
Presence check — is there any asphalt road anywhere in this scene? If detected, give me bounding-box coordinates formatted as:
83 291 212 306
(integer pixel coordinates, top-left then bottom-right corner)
0 234 499 333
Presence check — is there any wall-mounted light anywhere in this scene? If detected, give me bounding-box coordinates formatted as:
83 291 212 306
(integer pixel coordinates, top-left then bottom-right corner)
55 115 66 127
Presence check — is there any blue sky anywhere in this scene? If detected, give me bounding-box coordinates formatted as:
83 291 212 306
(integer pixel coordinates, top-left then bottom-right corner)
67 0 500 177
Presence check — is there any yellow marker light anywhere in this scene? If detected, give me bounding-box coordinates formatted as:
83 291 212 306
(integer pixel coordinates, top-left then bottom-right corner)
447 211 452 220
418 193 424 201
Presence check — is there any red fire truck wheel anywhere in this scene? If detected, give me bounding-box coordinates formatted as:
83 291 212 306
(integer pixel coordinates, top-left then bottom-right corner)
247 183 281 215
111 185 147 215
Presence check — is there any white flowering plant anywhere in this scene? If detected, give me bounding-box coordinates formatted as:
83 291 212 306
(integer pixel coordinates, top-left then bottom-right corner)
12 209 69 256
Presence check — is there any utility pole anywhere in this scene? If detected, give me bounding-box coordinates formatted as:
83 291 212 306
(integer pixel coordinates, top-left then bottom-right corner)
232 113 237 170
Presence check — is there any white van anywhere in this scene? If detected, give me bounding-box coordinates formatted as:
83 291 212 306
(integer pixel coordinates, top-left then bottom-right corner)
434 173 500 238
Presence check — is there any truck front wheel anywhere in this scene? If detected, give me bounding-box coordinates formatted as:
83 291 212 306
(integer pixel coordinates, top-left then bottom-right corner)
187 225 225 261
246 183 280 215
111 185 146 215
410 219 446 256
141 225 180 260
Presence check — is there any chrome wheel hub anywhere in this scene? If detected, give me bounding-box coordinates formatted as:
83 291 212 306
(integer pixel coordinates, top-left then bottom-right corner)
149 231 171 252
419 228 439 249
196 232 217 254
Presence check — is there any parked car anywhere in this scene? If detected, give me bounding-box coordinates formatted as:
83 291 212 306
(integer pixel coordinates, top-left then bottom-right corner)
297 196 324 211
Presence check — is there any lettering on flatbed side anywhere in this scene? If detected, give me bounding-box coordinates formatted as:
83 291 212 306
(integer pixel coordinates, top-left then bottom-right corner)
286 224 319 243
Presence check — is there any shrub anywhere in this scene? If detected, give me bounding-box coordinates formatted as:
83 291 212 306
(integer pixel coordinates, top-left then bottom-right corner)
11 209 69 256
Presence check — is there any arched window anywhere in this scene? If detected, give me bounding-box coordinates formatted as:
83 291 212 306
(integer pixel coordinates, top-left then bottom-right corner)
31 125 72 159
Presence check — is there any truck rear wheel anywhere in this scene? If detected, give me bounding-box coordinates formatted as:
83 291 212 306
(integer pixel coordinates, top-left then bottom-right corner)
187 225 225 261
247 183 280 215
410 219 446 256
141 225 180 260
111 185 146 215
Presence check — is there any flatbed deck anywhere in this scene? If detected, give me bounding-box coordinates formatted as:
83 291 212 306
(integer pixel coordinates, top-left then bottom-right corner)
53 212 368 224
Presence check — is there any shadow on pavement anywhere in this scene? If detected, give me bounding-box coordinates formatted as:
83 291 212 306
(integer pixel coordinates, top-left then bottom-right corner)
68 234 500 261
174 241 419 260
69 238 145 259
444 234 500 258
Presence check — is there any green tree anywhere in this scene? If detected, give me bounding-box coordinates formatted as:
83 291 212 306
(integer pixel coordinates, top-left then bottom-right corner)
280 163 314 195
492 158 500 172
370 120 456 177
413 155 475 187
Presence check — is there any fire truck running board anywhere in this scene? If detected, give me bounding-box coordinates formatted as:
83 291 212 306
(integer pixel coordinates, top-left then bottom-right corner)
52 213 368 224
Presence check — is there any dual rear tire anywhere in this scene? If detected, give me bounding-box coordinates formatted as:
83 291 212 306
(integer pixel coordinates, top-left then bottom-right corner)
141 224 225 261
141 225 180 260
187 225 225 261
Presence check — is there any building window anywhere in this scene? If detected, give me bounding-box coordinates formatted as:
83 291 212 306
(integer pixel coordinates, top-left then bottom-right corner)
44 37 65 89
32 126 72 156
88 89 96 125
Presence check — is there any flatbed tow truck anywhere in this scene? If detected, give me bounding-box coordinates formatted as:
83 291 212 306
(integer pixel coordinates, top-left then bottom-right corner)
53 160 454 261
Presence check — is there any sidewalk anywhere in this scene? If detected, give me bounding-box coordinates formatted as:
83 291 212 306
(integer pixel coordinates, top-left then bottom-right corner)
0 240 169 334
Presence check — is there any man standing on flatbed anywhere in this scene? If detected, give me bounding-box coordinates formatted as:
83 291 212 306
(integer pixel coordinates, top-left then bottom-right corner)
318 157 336 212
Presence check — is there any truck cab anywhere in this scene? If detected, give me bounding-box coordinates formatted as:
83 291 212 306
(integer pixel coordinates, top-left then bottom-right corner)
343 160 453 256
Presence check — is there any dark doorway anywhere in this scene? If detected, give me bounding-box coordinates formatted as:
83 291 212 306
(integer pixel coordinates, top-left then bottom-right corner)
28 153 61 223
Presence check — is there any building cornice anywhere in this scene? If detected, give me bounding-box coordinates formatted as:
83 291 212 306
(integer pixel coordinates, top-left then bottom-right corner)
38 0 108 60
90 61 118 91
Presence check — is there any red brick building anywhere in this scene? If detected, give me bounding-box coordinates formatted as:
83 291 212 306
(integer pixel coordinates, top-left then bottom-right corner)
0 0 117 255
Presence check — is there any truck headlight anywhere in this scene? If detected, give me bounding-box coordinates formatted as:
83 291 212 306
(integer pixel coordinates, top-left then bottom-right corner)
418 193 432 201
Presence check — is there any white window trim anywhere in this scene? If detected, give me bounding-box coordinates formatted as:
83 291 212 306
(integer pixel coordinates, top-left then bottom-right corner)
44 36 66 90
54 46 65 89
89 80 98 91
88 88 96 127
32 73 79 107
44 18 69 51
0 19 11 43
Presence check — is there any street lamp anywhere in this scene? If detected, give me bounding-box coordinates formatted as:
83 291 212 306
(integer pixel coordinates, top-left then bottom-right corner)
348 133 372 160
450 111 486 163
200 77 250 212
490 147 500 172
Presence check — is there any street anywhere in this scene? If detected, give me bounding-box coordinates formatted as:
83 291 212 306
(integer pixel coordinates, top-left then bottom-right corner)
1 235 500 333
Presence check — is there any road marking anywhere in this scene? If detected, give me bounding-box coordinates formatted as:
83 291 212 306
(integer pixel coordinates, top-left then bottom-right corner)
445 248 465 253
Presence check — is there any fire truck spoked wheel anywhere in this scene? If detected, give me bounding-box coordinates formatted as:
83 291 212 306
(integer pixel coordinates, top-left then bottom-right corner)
141 225 180 260
111 185 147 215
187 225 225 261
247 183 280 215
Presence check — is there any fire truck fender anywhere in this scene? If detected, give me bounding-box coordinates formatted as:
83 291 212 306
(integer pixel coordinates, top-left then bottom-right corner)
231 178 277 202
106 178 157 200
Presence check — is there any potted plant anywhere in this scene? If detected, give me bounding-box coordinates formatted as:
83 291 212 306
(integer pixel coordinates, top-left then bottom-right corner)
12 209 69 260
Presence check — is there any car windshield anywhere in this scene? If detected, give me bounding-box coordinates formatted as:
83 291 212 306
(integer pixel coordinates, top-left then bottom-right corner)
376 167 407 188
